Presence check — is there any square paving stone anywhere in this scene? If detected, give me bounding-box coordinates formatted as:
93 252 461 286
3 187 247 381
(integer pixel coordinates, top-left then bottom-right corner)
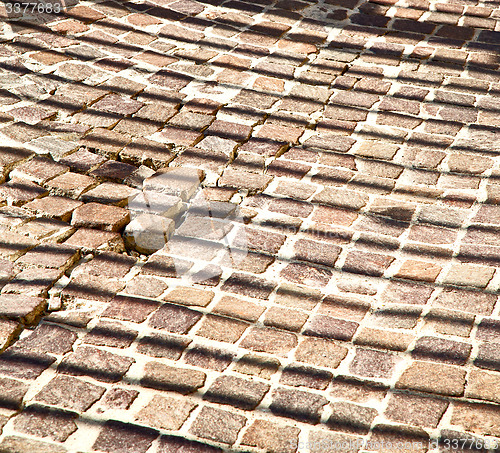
45 172 97 198
349 348 399 379
450 401 500 438
61 274 124 303
13 404 77 442
304 315 359 341
157 435 221 453
411 336 472 365
10 156 69 184
92 94 144 115
384 392 449 429
221 273 276 299
369 424 429 453
189 406 247 445
83 320 138 349
123 213 175 254
219 168 273 192
466 369 500 404
0 347 55 380
241 419 300 453
240 326 297 356
328 401 378 435
0 178 48 205
204 375 270 410
59 148 106 173
92 420 158 453
141 361 206 394
99 388 139 410
120 138 175 169
295 337 348 369
0 146 33 177
269 387 329 424
0 206 33 229
433 288 497 316
148 303 202 334
135 394 197 430
176 215 233 241
280 363 333 390
137 333 191 360
196 314 249 344
14 323 77 355
34 375 105 412
474 342 500 372
16 243 80 271
0 294 46 324
28 136 80 161
0 435 67 453
143 167 204 201
71 202 130 232
127 191 183 218
213 295 265 322
80 251 136 279
15 218 74 242
24 196 83 221
89 160 136 182
183 344 234 371
330 375 388 404
59 346 134 383
280 263 332 287
141 253 193 278
396 360 466 396
80 182 138 206
0 231 38 260
79 128 131 158
1 267 61 298
0 319 21 352
64 228 125 252
103 294 160 323
163 286 214 307
0 376 29 409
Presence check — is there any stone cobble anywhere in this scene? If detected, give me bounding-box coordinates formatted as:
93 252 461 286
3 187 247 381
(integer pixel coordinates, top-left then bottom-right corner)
0 0 499 450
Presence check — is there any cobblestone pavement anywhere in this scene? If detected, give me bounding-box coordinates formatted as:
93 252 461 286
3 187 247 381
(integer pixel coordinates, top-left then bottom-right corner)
0 0 499 451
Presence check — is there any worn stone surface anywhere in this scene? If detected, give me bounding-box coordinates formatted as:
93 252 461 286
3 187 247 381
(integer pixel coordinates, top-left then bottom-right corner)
189 406 247 445
0 294 47 324
241 419 300 453
141 362 206 394
71 202 130 232
396 361 467 396
34 375 105 412
0 0 498 449
135 394 196 430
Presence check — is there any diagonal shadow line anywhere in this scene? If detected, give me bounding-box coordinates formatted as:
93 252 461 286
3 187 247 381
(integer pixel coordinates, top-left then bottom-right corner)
1 26 499 129
1 157 499 267
1 316 499 447
3 0 499 79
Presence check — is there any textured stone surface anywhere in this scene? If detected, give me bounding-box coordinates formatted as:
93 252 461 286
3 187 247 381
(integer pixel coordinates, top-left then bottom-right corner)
189 406 247 445
59 347 134 383
135 394 196 430
34 375 105 411
71 202 130 232
204 375 269 410
141 362 206 394
92 421 158 453
0 1 497 450
0 294 46 324
396 361 467 396
241 419 300 453
270 388 328 424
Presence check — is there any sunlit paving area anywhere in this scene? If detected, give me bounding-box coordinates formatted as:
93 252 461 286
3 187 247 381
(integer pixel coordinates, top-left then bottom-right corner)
0 0 499 451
